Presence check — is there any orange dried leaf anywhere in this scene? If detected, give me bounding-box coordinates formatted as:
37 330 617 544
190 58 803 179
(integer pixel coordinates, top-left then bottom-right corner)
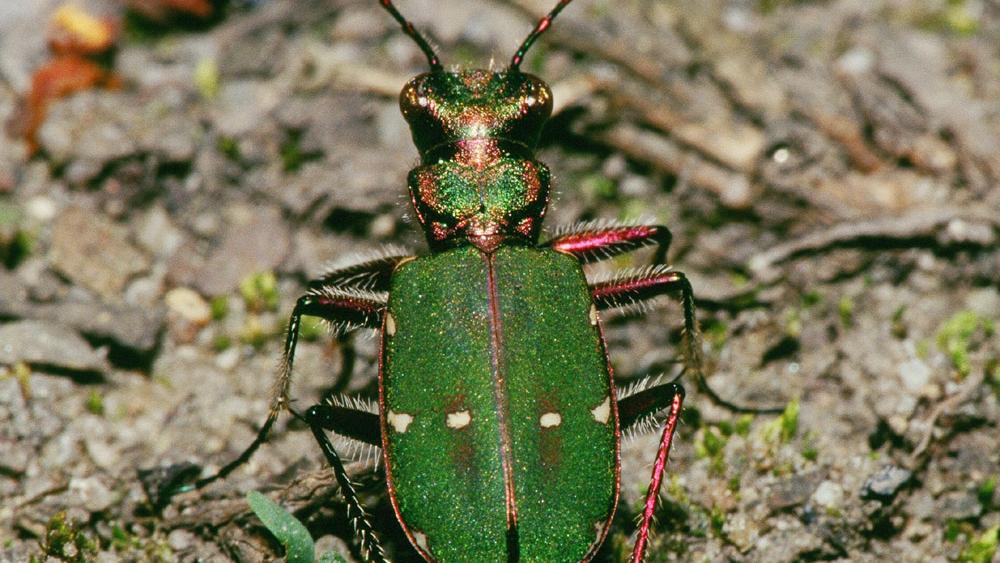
49 4 118 56
20 56 117 154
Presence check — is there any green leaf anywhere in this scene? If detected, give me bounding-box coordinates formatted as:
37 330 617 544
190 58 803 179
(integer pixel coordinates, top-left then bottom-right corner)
959 525 999 563
246 491 314 563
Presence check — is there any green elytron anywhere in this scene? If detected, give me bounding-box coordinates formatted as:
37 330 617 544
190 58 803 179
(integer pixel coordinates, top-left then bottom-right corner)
185 1 702 561
384 246 616 560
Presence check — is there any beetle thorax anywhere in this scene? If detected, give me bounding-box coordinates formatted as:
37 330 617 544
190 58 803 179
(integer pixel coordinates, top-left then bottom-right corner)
400 70 553 253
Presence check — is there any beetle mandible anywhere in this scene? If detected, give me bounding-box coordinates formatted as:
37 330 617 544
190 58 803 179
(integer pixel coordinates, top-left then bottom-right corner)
190 1 702 560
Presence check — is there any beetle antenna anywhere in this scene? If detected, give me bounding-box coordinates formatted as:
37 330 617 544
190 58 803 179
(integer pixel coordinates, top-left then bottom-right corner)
378 0 443 71
510 0 574 71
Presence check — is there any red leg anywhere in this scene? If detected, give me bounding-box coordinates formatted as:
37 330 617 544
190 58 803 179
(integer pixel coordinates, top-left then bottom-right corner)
591 267 702 375
544 222 672 264
631 389 684 563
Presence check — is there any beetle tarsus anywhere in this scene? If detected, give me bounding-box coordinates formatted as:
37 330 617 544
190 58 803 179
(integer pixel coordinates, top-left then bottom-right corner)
299 406 388 563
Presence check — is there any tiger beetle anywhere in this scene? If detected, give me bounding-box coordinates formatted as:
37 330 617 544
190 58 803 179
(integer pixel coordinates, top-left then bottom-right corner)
164 1 709 561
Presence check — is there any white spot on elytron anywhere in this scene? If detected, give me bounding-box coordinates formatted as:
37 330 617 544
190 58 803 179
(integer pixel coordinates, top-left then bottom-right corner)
385 312 396 336
446 410 471 429
540 412 562 428
589 304 599 326
591 397 611 424
387 410 413 433
417 96 428 107
526 95 536 106
413 531 429 553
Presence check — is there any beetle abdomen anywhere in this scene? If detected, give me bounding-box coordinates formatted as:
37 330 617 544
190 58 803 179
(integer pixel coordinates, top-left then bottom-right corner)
381 246 618 561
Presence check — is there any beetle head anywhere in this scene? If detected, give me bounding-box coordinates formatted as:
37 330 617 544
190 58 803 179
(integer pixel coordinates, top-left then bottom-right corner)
399 70 552 163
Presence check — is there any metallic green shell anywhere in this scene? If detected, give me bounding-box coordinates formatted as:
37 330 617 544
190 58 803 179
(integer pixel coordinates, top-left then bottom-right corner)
380 245 618 562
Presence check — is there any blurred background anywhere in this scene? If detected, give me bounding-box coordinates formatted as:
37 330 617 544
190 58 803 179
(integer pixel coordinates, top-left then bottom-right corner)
1 0 998 560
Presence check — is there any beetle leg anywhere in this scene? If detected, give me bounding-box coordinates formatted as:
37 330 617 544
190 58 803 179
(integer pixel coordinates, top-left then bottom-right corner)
543 221 672 264
188 290 386 492
296 405 388 563
617 377 684 436
591 266 702 377
626 384 685 563
591 268 780 414
309 245 413 292
306 401 381 446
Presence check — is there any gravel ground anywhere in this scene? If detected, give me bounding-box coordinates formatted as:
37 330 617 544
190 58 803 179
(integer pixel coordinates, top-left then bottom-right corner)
1 0 999 561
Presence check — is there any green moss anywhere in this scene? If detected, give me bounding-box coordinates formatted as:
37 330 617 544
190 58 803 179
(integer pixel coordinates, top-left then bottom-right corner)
801 431 818 462
837 296 854 328
709 506 726 535
298 315 325 342
240 271 279 313
0 202 35 268
210 295 229 320
702 320 729 353
279 129 321 172
978 477 996 508
784 307 802 338
84 390 104 415
40 512 97 563
212 334 232 351
758 0 810 14
891 305 908 338
581 174 617 200
946 519 972 542
936 310 993 377
801 290 822 308
763 398 799 444
240 315 275 349
217 136 241 160
915 339 930 360
194 57 219 99
694 426 727 475
110 524 142 551
727 476 741 493
734 414 754 437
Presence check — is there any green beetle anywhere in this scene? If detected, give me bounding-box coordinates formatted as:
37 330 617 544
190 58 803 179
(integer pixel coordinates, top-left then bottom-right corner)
184 1 700 560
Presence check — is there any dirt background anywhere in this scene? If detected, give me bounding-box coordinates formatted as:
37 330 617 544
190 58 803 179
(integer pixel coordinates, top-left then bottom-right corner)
1 0 999 561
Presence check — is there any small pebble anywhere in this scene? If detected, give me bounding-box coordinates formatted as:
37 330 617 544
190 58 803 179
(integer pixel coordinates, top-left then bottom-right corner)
165 287 212 325
861 465 912 501
68 477 115 512
24 196 57 222
811 480 844 509
215 347 240 371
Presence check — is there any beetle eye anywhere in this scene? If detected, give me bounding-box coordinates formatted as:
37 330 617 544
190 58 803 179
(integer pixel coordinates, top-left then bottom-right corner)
400 77 435 119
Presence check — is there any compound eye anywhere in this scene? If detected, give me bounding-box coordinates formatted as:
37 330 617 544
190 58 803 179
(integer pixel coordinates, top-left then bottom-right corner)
521 79 552 118
399 75 434 119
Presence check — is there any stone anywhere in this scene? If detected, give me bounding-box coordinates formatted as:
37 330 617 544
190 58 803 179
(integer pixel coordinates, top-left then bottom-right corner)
0 296 163 356
0 320 107 372
165 287 212 325
194 206 291 295
861 465 912 502
49 207 150 299
768 471 825 512
812 480 845 509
